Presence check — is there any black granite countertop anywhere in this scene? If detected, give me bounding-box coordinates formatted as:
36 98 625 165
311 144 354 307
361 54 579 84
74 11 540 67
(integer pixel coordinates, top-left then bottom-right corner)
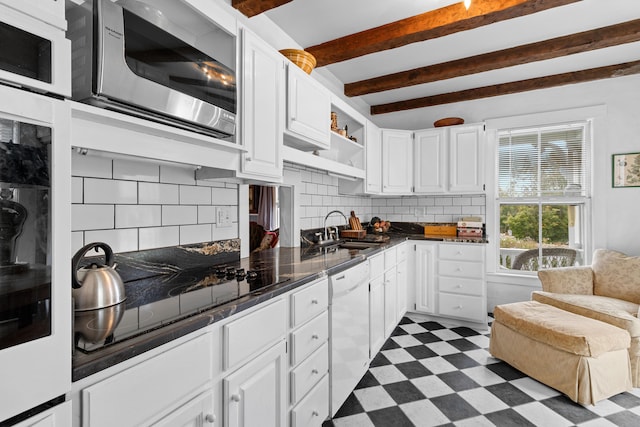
72 232 485 381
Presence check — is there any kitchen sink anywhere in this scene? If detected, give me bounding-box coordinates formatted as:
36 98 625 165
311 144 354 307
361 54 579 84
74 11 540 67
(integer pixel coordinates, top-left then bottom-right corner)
337 241 382 250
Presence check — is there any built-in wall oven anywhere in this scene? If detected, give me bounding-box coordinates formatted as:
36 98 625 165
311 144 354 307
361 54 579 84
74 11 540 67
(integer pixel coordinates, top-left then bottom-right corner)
0 1 71 97
0 84 71 424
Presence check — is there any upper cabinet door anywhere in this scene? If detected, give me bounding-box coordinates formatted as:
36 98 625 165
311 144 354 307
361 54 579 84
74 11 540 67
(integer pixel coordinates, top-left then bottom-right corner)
414 129 447 193
284 64 331 151
381 129 413 194
365 121 382 194
240 29 283 180
449 125 484 193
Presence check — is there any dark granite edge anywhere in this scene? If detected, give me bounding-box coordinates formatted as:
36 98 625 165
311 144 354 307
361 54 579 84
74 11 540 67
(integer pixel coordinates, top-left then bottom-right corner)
72 235 485 381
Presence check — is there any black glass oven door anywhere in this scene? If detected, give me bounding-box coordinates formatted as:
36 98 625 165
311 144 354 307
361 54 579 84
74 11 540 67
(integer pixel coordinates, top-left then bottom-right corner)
0 22 52 84
0 119 52 351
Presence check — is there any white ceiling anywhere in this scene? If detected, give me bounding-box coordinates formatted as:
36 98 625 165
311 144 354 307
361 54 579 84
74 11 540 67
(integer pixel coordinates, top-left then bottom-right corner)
265 0 640 128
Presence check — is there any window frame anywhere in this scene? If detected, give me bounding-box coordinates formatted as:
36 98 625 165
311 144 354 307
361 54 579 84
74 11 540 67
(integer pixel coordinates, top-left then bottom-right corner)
492 120 593 275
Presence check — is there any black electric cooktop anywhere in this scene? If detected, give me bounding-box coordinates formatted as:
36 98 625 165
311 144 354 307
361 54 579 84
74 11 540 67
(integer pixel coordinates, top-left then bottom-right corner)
73 260 289 353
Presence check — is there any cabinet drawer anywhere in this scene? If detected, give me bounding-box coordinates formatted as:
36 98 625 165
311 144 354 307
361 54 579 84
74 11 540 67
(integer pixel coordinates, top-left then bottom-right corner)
384 248 397 269
438 277 484 297
438 260 484 279
291 278 329 328
439 244 484 262
291 342 329 404
291 310 328 365
291 374 329 427
396 243 408 261
83 333 212 427
438 293 485 322
369 253 384 279
224 298 287 370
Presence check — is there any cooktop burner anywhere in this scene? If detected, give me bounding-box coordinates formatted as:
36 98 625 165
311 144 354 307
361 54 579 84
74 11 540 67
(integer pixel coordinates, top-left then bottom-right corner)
74 262 289 353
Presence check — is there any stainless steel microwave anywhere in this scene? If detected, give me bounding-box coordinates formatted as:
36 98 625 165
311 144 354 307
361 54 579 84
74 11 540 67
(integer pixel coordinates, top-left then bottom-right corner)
66 0 236 139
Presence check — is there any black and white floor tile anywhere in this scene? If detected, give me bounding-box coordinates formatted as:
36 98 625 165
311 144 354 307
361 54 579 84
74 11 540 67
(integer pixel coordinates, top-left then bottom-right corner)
323 314 640 427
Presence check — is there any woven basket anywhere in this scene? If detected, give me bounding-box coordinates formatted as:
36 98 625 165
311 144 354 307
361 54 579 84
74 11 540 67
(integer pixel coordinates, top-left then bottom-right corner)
279 49 316 74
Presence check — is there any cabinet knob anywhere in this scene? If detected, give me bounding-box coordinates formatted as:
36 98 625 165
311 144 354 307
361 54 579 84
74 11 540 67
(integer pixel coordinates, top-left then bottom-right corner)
311 299 319 304
205 414 216 423
312 368 319 375
456 284 463 289
456 267 463 272
312 411 319 417
231 394 241 402
456 251 463 255
312 334 319 340
245 155 252 161
456 305 463 309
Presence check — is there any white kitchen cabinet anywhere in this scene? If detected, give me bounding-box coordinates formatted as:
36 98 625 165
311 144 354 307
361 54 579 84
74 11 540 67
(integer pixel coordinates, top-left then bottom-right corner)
413 242 438 314
81 333 214 427
382 129 413 194
365 121 382 194
396 243 408 321
383 266 398 338
0 0 66 31
224 340 287 427
284 63 331 151
449 125 485 193
414 129 447 193
152 391 215 427
12 401 71 427
369 275 385 357
239 28 283 180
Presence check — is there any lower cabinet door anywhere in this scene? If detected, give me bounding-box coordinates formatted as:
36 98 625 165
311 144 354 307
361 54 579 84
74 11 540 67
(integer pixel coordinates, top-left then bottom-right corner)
224 340 287 427
152 391 215 427
369 276 385 358
291 375 329 427
383 268 397 338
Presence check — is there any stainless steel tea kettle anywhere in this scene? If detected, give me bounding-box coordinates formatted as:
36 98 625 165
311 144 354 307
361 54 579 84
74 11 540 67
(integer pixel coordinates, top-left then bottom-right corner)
72 242 126 311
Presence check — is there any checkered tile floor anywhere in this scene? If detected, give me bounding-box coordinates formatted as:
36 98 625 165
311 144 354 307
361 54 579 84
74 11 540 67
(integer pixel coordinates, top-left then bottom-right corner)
323 314 640 427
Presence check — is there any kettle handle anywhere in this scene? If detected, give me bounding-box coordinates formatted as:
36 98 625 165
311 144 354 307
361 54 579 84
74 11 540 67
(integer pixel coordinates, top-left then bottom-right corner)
71 242 115 289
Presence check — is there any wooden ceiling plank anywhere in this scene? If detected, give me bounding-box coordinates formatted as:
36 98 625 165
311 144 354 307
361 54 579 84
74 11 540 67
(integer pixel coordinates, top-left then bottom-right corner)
306 0 581 67
232 0 293 18
370 60 640 115
346 19 640 96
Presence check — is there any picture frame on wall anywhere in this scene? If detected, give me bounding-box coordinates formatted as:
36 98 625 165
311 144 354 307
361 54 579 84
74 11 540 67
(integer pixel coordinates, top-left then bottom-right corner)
613 152 640 188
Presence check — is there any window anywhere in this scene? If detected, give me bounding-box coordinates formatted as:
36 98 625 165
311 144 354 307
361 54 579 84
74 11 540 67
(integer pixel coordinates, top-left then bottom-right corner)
496 122 590 272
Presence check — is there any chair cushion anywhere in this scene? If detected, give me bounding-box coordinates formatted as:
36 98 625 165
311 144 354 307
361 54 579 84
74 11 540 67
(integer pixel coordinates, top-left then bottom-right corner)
494 300 630 357
532 291 640 337
592 249 640 304
537 266 594 294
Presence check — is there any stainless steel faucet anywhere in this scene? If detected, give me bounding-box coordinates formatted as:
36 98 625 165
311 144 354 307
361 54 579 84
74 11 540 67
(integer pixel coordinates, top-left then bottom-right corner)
323 210 348 242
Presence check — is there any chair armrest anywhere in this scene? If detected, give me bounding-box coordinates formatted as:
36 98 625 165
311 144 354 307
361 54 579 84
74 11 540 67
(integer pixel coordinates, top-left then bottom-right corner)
537 266 594 294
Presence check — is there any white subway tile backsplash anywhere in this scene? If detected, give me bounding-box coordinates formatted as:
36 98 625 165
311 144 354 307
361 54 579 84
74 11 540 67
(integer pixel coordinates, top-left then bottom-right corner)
402 198 418 206
139 182 179 205
180 224 212 244
212 187 237 205
84 179 138 204
72 153 112 178
72 177 83 204
198 206 216 223
162 205 197 226
139 226 180 250
71 231 84 256
417 197 435 206
426 206 444 215
113 159 160 182
213 223 238 241
435 197 453 206
443 206 462 215
160 164 196 185
84 228 138 253
452 197 472 206
72 205 114 231
116 205 161 228
180 185 211 205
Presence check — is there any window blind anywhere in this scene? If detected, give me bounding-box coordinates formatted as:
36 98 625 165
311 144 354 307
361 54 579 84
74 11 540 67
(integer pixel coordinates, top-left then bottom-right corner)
498 123 588 198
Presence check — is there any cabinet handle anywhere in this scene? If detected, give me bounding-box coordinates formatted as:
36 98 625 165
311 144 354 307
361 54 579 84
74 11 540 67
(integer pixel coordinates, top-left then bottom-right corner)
311 299 319 304
456 267 463 272
456 305 463 309
205 414 216 423
456 285 463 289
456 251 463 255
245 155 252 161
312 368 319 375
312 411 319 417
335 275 346 280
231 394 241 402
312 334 319 340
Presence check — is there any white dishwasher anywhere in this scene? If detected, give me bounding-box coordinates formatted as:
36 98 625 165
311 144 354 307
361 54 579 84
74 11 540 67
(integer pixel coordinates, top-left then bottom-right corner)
329 261 370 416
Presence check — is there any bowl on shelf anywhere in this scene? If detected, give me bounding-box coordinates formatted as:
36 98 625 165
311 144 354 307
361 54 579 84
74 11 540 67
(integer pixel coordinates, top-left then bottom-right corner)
279 49 317 74
433 117 464 127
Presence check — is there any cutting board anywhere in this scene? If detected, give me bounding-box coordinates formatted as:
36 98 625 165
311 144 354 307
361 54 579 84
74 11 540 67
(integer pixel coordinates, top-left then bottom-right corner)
349 211 363 230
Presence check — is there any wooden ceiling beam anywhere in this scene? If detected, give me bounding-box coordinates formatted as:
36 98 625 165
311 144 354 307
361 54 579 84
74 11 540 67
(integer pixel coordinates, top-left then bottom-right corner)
306 0 581 67
346 19 640 97
232 0 293 18
370 60 640 115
